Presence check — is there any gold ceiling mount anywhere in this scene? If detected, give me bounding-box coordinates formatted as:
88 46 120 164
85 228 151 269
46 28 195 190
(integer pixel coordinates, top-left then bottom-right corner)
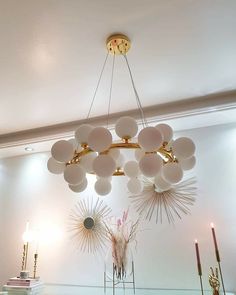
106 34 131 55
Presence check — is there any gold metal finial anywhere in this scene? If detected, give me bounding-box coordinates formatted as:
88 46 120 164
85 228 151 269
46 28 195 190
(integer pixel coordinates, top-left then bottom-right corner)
106 34 131 55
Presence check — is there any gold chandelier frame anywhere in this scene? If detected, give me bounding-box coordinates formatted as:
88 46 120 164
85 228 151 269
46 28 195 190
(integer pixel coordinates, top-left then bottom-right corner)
66 34 177 175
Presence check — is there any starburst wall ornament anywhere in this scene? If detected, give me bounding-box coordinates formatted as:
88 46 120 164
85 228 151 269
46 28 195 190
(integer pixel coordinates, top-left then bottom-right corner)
130 177 197 224
68 198 111 253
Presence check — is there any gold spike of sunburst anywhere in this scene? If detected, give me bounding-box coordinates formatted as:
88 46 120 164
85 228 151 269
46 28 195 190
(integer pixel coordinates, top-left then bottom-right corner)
68 198 111 253
129 177 197 224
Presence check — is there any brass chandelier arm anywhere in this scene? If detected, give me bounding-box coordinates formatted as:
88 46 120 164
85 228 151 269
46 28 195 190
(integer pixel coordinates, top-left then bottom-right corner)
67 142 176 171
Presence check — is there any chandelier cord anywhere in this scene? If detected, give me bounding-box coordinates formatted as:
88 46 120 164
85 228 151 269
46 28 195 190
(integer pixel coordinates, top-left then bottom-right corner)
123 54 148 128
107 54 115 127
86 52 109 120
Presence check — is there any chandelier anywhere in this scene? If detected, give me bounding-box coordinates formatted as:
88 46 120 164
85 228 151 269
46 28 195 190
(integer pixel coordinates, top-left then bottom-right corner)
47 34 196 196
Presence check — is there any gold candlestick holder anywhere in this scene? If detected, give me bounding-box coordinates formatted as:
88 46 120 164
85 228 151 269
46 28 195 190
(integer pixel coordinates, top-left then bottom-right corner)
33 253 38 279
21 243 29 271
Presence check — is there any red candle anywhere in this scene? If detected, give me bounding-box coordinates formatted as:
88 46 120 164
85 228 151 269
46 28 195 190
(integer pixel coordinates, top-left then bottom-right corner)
211 223 220 262
195 240 202 276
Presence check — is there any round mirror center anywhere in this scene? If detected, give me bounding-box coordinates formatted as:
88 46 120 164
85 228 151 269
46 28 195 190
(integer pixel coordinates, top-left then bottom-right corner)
83 217 95 229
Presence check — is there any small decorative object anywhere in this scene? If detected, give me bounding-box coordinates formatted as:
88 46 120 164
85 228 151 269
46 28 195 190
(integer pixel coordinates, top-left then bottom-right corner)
130 177 197 224
194 240 204 295
20 270 29 279
210 223 226 295
68 198 111 253
105 210 139 280
209 267 220 295
47 34 196 196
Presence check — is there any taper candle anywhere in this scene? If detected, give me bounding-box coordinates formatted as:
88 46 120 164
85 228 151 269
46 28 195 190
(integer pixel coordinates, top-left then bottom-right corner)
211 223 220 262
195 240 202 276
210 223 226 295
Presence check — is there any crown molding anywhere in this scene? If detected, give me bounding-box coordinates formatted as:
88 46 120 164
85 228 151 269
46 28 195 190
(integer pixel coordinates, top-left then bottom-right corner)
0 90 236 149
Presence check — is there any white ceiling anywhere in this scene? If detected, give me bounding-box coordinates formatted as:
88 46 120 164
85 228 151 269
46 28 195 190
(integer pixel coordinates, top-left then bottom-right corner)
1 0 236 139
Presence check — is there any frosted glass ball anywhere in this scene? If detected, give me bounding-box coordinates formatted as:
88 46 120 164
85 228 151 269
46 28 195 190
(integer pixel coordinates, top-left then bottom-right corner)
80 152 97 173
139 153 163 177
124 161 140 178
155 123 173 143
64 164 85 185
75 124 93 145
138 127 163 152
116 153 125 169
179 156 196 171
69 177 88 193
51 140 74 163
115 116 138 139
96 176 112 181
47 157 66 174
95 178 112 196
88 127 112 152
172 137 195 159
67 138 78 150
127 178 143 195
162 162 183 184
93 155 116 177
135 149 145 161
108 148 120 160
154 175 171 191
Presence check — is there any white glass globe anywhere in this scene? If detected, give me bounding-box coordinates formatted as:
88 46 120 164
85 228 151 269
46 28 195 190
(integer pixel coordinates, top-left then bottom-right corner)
88 127 112 152
139 153 163 177
95 178 112 196
162 162 183 184
155 123 173 143
67 138 78 150
127 178 143 195
93 155 116 177
108 148 120 160
96 176 112 181
154 175 171 191
172 137 195 159
47 157 66 174
116 153 125 169
69 177 88 193
138 127 163 152
64 164 85 185
124 161 140 178
179 156 196 171
51 140 74 163
115 116 138 139
135 149 145 161
80 152 97 173
75 124 93 145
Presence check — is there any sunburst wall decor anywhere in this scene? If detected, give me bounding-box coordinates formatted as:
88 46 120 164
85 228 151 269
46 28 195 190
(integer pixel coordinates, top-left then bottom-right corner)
130 177 197 224
68 198 111 253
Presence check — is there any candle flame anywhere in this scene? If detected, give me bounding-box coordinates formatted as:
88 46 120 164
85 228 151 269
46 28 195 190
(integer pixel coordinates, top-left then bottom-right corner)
195 239 198 243
210 222 214 228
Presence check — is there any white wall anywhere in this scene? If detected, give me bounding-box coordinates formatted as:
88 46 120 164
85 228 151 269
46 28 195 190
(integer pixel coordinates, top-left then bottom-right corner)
0 122 236 294
0 164 4 285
